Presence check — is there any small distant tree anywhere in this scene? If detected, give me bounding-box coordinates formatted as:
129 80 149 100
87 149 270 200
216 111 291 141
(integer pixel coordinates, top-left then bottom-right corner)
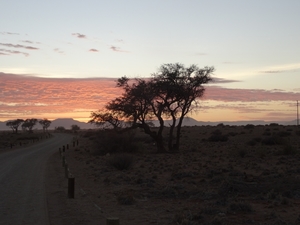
71 124 80 132
22 118 38 133
55 126 66 132
39 118 51 132
6 119 24 133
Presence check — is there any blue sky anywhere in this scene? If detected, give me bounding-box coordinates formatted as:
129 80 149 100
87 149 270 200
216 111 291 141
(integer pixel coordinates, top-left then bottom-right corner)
1 0 300 122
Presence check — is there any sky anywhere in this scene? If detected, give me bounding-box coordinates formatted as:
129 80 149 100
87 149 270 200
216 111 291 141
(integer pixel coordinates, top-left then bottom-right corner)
1 0 300 123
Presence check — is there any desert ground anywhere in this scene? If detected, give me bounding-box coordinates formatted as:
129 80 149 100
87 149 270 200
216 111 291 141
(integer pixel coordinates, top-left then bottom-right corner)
2 124 300 224
46 124 300 225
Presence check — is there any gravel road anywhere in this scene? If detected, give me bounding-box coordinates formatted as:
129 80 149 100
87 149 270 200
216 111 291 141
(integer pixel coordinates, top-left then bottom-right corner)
0 133 72 225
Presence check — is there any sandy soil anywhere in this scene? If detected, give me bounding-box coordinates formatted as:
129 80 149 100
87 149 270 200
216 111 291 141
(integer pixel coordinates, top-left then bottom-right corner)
46 125 300 225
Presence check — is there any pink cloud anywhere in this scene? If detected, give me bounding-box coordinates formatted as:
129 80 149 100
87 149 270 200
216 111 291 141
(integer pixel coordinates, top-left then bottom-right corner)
205 86 300 102
0 73 120 120
0 73 299 121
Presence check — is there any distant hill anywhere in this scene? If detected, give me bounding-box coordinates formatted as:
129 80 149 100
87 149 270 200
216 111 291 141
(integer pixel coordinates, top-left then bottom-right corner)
0 117 298 131
151 117 299 127
50 118 95 130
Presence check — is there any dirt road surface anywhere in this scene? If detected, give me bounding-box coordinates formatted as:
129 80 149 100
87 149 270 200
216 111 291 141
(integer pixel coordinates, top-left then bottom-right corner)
0 133 72 225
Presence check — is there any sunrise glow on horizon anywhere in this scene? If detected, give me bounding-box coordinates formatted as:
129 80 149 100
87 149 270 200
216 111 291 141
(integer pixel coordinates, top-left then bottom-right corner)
1 1 300 123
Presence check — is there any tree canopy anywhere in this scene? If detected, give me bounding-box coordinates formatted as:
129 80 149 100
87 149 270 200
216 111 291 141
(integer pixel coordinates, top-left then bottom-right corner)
6 119 24 133
90 63 214 152
71 124 80 132
22 118 38 132
39 118 51 132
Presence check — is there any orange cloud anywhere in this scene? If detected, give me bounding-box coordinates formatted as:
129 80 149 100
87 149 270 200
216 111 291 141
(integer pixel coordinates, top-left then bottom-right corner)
0 73 299 122
0 73 120 121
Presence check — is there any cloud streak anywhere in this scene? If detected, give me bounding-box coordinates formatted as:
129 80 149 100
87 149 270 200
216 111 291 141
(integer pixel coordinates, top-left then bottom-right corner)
0 32 19 35
110 45 128 53
0 43 39 50
205 86 300 102
54 48 64 54
0 49 29 57
212 77 240 84
72 33 87 39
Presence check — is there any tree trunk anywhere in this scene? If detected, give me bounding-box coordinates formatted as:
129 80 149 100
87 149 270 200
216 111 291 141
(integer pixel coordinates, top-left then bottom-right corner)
155 136 166 153
136 122 166 153
174 115 184 151
168 115 176 151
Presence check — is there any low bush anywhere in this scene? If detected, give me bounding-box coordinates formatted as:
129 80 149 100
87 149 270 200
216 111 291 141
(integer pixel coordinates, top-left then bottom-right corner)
228 202 253 213
117 191 135 205
247 137 262 146
244 124 255 129
92 130 141 155
208 134 228 142
108 153 134 170
276 145 297 155
261 135 285 145
276 131 291 137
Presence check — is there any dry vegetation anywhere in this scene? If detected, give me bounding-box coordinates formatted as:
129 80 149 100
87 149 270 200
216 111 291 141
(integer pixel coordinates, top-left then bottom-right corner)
0 131 51 150
53 124 300 224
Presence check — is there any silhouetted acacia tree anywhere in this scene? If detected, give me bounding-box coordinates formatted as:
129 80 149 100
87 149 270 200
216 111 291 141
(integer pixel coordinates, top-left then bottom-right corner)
39 118 51 132
91 63 213 152
22 118 38 132
152 63 214 151
6 119 24 133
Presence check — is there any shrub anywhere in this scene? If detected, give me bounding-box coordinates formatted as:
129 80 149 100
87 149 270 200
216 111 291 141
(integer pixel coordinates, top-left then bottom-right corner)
276 144 297 155
229 202 253 213
261 135 285 145
208 134 228 142
247 139 257 146
269 123 279 126
108 153 134 170
254 137 262 142
238 148 247 158
55 126 66 131
247 137 261 146
212 129 222 135
276 131 291 137
245 124 255 129
228 132 238 136
117 191 135 205
173 210 201 225
93 130 140 155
